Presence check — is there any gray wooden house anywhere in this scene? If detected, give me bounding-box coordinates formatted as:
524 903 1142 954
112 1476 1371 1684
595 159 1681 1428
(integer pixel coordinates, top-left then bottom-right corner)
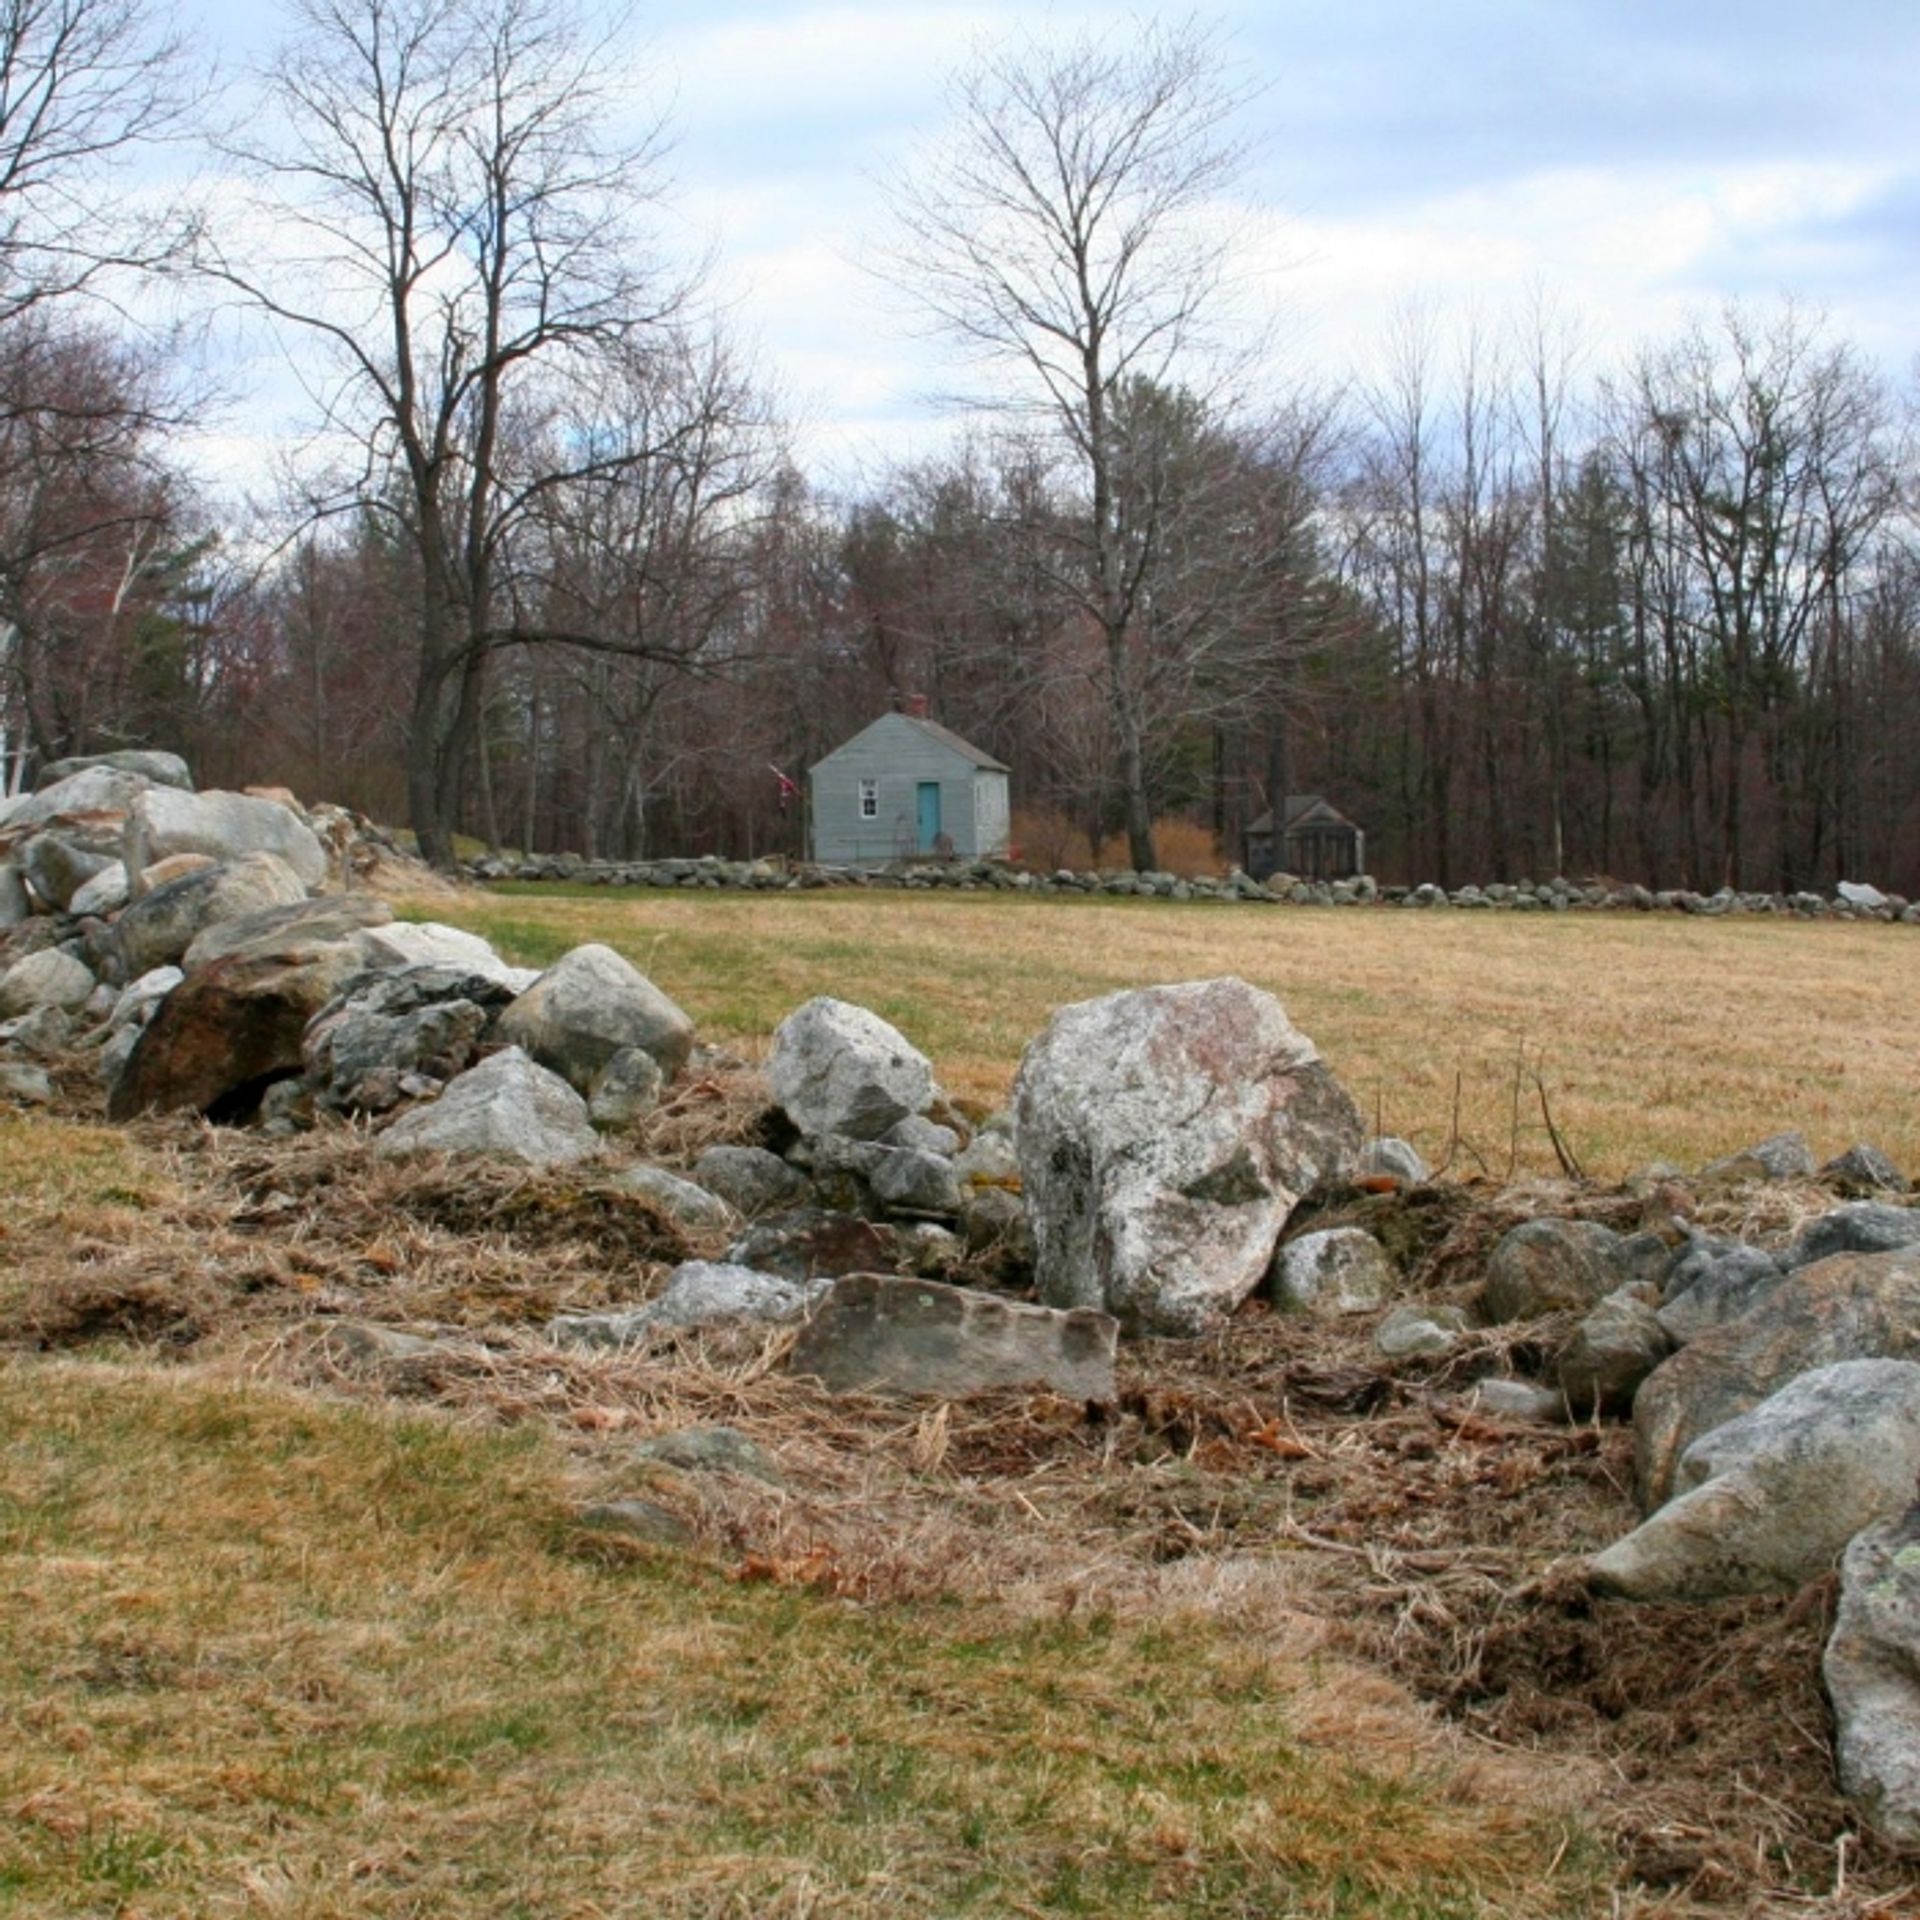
1243 795 1366 881
809 712 1011 864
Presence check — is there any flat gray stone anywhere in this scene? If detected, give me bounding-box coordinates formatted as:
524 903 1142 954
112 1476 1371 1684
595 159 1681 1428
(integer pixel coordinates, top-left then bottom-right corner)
1786 1203 1920 1272
788 1272 1117 1400
576 1499 694 1548
634 1425 780 1483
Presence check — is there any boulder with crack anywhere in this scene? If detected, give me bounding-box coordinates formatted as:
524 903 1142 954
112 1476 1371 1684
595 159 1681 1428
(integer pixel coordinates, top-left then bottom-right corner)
1013 976 1361 1337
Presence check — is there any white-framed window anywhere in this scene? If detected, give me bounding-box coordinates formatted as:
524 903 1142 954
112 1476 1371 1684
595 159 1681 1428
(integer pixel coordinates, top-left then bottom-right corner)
858 777 879 819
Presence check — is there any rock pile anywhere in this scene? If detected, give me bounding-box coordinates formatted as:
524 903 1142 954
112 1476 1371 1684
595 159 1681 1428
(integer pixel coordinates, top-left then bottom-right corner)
10 751 1920 1851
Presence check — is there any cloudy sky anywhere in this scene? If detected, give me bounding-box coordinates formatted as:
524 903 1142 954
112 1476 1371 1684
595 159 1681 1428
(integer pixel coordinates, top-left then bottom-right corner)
190 0 1920 485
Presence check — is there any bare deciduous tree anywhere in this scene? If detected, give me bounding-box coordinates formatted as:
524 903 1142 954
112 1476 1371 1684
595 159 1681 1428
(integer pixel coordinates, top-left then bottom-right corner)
210 0 705 867
0 0 192 318
882 18 1257 869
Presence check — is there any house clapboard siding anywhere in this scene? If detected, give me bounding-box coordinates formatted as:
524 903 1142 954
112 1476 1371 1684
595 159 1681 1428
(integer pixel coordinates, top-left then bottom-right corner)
809 713 1011 864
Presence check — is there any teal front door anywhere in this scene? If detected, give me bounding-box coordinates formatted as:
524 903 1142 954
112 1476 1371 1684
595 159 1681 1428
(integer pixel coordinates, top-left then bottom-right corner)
916 781 942 852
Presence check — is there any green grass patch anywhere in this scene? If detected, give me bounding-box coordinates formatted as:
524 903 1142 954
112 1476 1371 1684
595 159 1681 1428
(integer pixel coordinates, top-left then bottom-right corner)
0 1359 1593 1917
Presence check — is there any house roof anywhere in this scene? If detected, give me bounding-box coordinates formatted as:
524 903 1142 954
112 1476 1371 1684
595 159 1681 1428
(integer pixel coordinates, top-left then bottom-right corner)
1245 795 1357 836
814 711 1011 774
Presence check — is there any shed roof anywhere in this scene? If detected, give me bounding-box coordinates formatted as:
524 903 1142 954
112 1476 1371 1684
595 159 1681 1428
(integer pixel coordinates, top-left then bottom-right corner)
1245 795 1357 836
814 711 1010 774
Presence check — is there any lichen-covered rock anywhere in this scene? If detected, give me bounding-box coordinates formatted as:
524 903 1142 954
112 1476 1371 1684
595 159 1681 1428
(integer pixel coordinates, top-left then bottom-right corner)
1593 1360 1920 1601
495 943 693 1092
1633 1247 1920 1508
1825 1506 1920 1852
125 786 327 891
1481 1218 1634 1324
375 1047 599 1168
1272 1227 1394 1316
767 997 935 1141
0 947 95 1019
1014 977 1361 1337
115 853 312 976
788 1272 1117 1400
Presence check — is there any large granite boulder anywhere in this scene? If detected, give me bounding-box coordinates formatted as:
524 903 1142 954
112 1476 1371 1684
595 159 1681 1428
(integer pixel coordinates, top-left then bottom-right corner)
495 943 693 1091
107 920 374 1119
1593 1360 1920 1601
1013 977 1362 1337
1826 1506 1920 1852
788 1272 1117 1400
1632 1247 1920 1508
125 787 327 892
0 947 96 1019
116 854 311 976
767 997 936 1141
375 1048 599 1167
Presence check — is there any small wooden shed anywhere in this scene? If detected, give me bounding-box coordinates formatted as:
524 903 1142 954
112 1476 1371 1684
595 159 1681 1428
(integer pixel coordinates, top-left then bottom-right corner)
809 712 1011 865
1243 795 1366 881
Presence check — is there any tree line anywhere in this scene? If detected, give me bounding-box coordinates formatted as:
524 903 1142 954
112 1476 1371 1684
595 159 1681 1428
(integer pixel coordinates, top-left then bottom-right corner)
3 0 1917 891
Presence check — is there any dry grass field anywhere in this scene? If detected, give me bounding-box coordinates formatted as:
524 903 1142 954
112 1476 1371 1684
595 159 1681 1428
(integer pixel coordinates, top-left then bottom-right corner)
5 883 1918 1917
421 885 1920 1180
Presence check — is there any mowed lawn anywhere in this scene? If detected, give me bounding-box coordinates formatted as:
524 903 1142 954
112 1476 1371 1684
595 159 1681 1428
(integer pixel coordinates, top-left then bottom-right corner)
413 885 1920 1180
